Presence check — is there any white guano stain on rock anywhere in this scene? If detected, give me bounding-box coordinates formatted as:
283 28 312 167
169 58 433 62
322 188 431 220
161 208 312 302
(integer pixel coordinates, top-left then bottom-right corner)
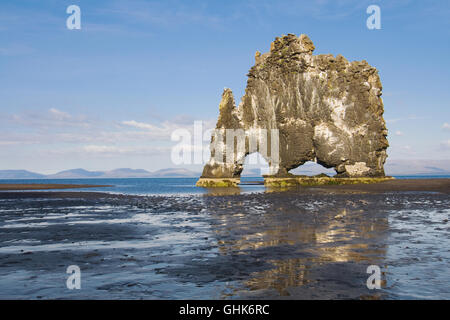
199 34 389 179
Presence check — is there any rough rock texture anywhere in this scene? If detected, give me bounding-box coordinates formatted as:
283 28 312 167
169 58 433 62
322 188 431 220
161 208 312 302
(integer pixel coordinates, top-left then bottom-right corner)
200 34 388 180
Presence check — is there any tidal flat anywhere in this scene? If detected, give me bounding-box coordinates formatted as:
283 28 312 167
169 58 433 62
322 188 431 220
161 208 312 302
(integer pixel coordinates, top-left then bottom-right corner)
0 182 449 299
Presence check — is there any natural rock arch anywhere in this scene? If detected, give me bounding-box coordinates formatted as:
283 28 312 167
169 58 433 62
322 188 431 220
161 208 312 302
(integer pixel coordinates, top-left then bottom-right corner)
198 34 389 184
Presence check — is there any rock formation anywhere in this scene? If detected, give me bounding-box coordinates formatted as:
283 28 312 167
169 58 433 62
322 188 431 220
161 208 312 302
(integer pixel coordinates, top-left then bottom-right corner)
198 34 389 186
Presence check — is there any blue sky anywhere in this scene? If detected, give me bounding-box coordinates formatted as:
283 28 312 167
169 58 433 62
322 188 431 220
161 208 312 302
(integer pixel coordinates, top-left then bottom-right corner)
0 0 449 173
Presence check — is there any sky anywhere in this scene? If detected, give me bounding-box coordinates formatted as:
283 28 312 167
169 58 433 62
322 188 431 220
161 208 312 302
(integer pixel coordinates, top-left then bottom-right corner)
0 0 449 174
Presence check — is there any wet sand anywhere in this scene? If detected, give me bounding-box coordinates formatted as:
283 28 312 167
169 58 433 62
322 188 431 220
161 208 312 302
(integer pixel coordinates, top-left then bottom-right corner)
311 178 450 194
0 179 448 299
0 184 113 191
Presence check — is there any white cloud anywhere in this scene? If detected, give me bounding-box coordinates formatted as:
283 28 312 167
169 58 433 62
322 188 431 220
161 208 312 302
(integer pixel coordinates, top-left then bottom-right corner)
440 140 450 150
121 120 187 141
39 145 171 158
1 108 218 164
49 108 72 121
8 108 91 128
82 145 170 156
443 123 450 131
1 116 215 147
83 145 123 153
122 120 157 130
395 130 404 136
121 118 215 140
0 141 19 146
386 115 429 124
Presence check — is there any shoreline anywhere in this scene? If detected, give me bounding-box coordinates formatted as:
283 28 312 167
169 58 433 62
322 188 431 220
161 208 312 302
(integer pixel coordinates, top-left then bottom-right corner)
301 177 450 194
0 178 448 199
0 184 113 191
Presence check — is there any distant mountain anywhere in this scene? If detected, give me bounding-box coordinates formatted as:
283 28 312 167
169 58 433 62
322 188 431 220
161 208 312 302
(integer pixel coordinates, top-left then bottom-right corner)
45 168 200 178
0 170 45 179
241 168 263 177
288 162 336 176
1 160 448 179
0 168 200 179
384 159 450 176
149 168 200 177
46 168 104 179
241 159 450 177
101 168 153 178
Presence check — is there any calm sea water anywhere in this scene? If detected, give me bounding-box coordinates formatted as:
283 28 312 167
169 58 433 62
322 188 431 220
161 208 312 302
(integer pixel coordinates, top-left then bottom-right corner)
0 177 266 195
0 175 449 195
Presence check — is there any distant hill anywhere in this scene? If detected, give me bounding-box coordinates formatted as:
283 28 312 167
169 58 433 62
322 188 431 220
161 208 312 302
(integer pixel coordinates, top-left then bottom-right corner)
243 160 450 176
384 159 450 176
46 168 104 179
241 168 263 177
101 168 154 178
1 160 449 179
149 168 200 177
0 170 45 179
0 168 200 179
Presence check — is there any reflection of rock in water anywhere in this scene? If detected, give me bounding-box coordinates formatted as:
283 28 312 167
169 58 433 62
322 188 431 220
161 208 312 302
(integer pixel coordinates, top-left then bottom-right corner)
204 194 389 298
204 187 242 196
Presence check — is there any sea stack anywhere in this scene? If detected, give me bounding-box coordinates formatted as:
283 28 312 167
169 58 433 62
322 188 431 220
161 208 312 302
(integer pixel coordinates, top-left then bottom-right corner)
197 34 389 187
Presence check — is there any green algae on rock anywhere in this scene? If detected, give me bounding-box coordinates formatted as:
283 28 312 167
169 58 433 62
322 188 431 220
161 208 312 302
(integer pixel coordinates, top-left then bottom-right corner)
196 178 240 188
263 176 395 188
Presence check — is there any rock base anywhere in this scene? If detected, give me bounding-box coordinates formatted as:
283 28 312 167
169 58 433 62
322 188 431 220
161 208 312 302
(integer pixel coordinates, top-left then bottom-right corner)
195 178 241 188
263 176 395 187
196 176 394 188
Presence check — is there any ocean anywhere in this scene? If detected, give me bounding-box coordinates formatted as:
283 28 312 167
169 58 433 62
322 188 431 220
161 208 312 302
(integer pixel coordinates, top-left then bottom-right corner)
0 177 266 195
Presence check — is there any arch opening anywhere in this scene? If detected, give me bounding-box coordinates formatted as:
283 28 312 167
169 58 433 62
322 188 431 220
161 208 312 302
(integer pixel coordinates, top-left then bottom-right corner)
289 161 335 177
240 152 270 182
